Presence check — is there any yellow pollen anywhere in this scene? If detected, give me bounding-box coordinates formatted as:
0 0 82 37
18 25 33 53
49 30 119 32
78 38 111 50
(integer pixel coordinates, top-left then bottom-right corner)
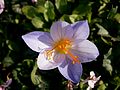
67 50 80 64
54 39 71 54
44 39 80 64
44 49 54 60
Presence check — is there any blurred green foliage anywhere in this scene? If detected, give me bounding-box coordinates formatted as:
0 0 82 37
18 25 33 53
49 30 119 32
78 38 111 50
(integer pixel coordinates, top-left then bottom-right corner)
0 0 120 90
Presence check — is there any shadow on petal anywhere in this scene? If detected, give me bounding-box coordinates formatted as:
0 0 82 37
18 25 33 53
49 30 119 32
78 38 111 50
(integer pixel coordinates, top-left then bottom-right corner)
58 58 82 83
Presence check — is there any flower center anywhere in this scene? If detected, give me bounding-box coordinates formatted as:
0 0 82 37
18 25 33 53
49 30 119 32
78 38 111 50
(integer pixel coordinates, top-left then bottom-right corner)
54 39 71 54
44 39 80 64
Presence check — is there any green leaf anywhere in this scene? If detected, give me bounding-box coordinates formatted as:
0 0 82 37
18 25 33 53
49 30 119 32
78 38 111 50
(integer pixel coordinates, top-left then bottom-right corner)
31 62 42 85
44 1 55 21
103 48 113 75
31 62 48 88
114 13 120 23
6 40 19 51
97 81 107 90
23 59 33 68
60 14 71 22
60 14 83 23
113 76 120 86
79 82 84 89
69 14 83 23
21 85 29 90
101 37 112 45
12 70 22 84
31 17 44 28
96 23 109 37
98 3 106 12
0 29 3 33
22 6 37 20
103 59 113 75
36 6 46 13
102 0 110 3
55 0 68 13
104 48 112 59
12 4 22 14
67 0 75 2
72 2 92 22
107 6 118 19
3 56 14 68
37 0 46 6
44 1 54 9
72 2 92 16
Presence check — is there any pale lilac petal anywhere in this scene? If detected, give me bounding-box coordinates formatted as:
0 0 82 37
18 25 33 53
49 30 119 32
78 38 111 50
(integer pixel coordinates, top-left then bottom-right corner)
72 40 99 63
37 52 65 70
50 21 69 41
96 76 101 81
88 80 95 88
71 20 90 40
61 25 74 39
38 32 54 46
0 0 4 14
58 58 82 83
90 71 95 77
0 9 3 14
22 31 53 52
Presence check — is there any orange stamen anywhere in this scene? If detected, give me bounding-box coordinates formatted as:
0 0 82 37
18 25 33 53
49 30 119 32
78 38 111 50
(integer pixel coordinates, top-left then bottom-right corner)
44 49 55 60
44 39 80 64
66 50 80 64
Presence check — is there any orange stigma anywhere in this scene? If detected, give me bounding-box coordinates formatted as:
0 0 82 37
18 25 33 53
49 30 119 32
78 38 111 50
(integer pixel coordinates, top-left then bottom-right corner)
44 39 80 64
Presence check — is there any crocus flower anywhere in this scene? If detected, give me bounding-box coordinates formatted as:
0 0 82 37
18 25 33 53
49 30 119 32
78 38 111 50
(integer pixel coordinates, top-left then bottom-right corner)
0 75 12 90
0 0 4 14
22 20 99 83
87 71 101 90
